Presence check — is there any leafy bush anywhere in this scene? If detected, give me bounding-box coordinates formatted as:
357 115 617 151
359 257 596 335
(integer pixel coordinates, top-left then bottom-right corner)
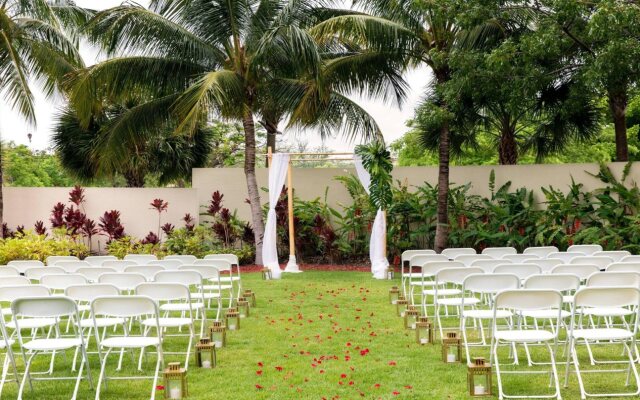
106 236 166 259
0 230 89 264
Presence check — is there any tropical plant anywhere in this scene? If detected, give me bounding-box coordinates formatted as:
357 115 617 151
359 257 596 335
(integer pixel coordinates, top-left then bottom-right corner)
0 230 88 264
355 140 393 210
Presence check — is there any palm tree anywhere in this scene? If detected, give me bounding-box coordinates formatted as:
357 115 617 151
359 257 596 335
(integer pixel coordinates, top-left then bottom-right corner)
67 0 402 264
0 0 89 236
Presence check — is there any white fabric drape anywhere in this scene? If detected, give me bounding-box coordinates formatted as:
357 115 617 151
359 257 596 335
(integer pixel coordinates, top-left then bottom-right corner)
262 153 290 279
354 156 389 279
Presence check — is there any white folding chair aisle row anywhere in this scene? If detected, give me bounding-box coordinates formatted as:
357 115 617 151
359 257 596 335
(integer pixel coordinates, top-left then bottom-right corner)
0 253 249 400
395 245 640 400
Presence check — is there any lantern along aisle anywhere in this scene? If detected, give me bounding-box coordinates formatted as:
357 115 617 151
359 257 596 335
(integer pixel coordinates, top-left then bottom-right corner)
225 307 240 331
195 338 216 368
404 306 419 330
415 316 433 345
237 297 250 318
243 289 256 307
389 286 400 304
468 357 492 396
442 332 462 363
163 362 188 399
261 267 272 280
396 297 408 317
209 321 226 348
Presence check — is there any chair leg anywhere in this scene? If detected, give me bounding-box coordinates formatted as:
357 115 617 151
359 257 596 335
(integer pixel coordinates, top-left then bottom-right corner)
95 348 113 400
493 341 504 400
150 346 163 400
17 351 38 400
544 342 562 400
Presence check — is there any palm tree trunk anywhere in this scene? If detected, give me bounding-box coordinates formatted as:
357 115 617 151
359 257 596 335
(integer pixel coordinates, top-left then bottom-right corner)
608 90 628 162
265 118 278 165
242 109 265 265
124 171 145 187
434 115 450 253
498 128 518 165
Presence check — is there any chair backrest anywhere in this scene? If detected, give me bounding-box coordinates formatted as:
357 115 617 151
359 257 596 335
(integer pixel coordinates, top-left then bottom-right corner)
76 267 116 282
470 260 511 273
45 255 79 265
441 248 476 258
573 287 640 309
418 261 465 277
148 260 182 270
91 295 159 318
203 254 240 266
503 254 539 263
0 266 19 277
102 260 138 272
606 262 640 273
97 273 147 291
586 272 640 288
454 254 493 267
620 255 640 263
12 296 77 319
136 282 191 302
523 246 559 258
494 289 563 311
463 273 520 294
191 260 232 272
493 264 542 281
401 250 435 265
66 284 120 302
7 260 44 273
547 252 584 264
153 270 203 286
84 255 118 266
523 274 581 293
524 258 564 273
124 265 166 281
551 264 600 280
481 247 517 259
436 267 484 285
164 255 197 264
567 244 602 255
592 250 630 262
409 254 449 266
24 266 65 281
178 265 221 281
0 276 31 287
123 254 158 264
569 256 613 270
52 260 90 273
40 274 88 290
0 285 50 302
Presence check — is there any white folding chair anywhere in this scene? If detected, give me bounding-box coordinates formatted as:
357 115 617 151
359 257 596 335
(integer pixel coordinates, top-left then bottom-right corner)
45 256 79 266
192 260 237 303
523 246 559 259
526 258 564 274
76 267 116 283
0 312 18 398
84 256 118 267
592 250 630 262
102 260 138 272
564 287 640 399
153 271 207 336
581 273 640 334
493 264 542 282
7 261 44 274
124 265 166 282
586 271 640 288
482 247 517 259
52 261 90 273
503 254 539 263
606 262 640 273
570 256 613 270
409 261 462 307
455 254 493 267
147 260 182 270
551 264 600 283
164 255 197 264
97 273 147 294
0 267 19 277
441 248 476 259
136 283 196 369
461 273 520 362
548 252 584 264
203 253 240 267
13 296 91 400
567 244 602 255
620 255 640 263
40 274 88 294
471 259 512 273
0 277 30 287
400 250 436 295
91 296 163 400
24 267 65 282
123 254 158 265
491 289 563 400
433 267 484 338
404 254 449 296
177 265 223 318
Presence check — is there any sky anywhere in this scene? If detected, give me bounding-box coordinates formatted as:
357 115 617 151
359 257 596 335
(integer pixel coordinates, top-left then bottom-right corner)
0 0 432 152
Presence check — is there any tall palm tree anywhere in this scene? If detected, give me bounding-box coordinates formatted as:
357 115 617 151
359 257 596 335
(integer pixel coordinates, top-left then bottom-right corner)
68 0 403 264
0 0 88 236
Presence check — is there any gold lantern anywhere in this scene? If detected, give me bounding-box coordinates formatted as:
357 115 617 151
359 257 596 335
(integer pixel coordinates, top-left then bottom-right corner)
261 267 272 280
442 331 462 364
195 338 216 368
468 357 492 397
209 321 226 348
395 298 408 317
385 267 395 280
404 306 419 330
415 316 433 345
243 289 256 307
163 362 188 399
389 286 400 305
237 298 250 318
225 307 240 331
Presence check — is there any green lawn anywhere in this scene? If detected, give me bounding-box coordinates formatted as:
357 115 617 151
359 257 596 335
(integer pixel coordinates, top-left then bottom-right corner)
3 271 638 399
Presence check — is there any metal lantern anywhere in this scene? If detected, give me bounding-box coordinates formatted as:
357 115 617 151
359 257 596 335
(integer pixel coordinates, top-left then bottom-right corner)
237 298 250 318
442 331 462 364
468 357 492 397
225 308 240 331
385 267 395 280
396 298 408 317
163 362 188 399
404 306 419 330
415 316 433 345
195 338 216 369
261 267 272 280
209 321 226 348
389 286 400 305
243 289 256 307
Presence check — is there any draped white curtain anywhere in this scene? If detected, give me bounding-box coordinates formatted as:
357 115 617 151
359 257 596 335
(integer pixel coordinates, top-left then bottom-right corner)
354 156 389 279
262 153 290 279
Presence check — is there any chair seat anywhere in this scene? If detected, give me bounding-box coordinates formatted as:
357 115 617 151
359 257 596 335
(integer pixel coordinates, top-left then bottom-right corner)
143 318 192 328
403 273 426 278
572 328 633 341
1 307 11 315
101 336 160 348
203 285 233 291
23 338 82 351
218 277 240 282
78 304 90 312
580 307 633 317
422 289 461 296
7 318 56 330
495 330 555 343
192 292 222 300
160 302 204 312
438 297 480 306
0 339 15 349
522 309 570 319
563 295 574 303
79 317 125 329
409 281 437 287
463 309 512 319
